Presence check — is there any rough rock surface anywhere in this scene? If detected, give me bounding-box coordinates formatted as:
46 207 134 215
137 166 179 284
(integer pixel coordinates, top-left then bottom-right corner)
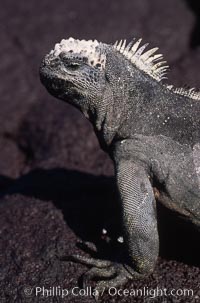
0 0 200 302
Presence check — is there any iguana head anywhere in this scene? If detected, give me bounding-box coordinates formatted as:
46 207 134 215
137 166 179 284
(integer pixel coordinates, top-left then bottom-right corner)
40 37 169 110
40 38 109 117
40 37 170 145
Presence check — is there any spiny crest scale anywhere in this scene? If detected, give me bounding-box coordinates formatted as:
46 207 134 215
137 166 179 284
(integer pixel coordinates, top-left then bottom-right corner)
113 38 169 82
50 37 106 70
167 85 200 100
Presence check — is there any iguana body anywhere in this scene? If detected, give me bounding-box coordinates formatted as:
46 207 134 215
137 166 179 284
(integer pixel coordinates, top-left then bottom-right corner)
40 37 200 292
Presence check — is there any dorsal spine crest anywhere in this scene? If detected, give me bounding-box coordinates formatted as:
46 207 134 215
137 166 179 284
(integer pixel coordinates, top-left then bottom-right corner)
167 85 200 100
113 38 169 82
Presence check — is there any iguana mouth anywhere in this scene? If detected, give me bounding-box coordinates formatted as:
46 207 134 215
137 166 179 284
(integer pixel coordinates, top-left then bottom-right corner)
40 70 73 94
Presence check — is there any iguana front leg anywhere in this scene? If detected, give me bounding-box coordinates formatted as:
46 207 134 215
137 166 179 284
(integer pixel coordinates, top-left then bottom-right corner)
115 159 159 277
65 159 159 292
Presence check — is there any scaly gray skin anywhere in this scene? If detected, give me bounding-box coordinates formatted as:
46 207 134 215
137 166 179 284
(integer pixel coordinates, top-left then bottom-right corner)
40 37 200 294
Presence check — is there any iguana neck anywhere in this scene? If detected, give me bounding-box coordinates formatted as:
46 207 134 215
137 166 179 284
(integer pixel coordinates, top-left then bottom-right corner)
86 80 129 151
83 75 151 150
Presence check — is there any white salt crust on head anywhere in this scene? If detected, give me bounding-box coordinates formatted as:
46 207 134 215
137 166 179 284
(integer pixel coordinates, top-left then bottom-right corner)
50 37 106 70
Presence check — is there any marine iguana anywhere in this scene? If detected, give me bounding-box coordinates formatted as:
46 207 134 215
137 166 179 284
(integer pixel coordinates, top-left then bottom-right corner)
40 37 200 293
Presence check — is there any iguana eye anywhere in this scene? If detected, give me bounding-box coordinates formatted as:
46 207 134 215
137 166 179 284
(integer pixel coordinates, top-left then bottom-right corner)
65 62 80 70
59 52 81 70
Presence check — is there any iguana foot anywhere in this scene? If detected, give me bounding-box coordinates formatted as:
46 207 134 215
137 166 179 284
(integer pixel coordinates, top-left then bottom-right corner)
67 254 131 300
62 241 133 300
82 262 130 301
